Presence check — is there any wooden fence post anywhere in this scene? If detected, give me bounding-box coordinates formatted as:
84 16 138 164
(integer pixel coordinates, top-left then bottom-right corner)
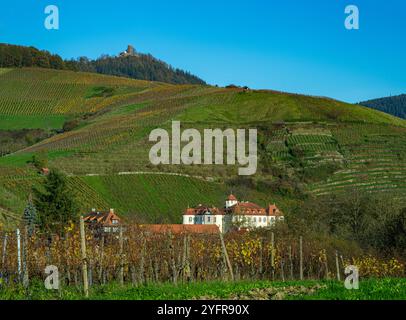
1 232 7 271
271 232 275 280
166 232 176 284
22 226 29 288
79 217 89 297
16 228 22 281
139 234 146 284
299 236 303 281
119 226 124 286
219 231 234 281
280 256 285 282
335 251 341 281
288 245 293 280
259 239 263 278
98 235 104 284
324 252 329 280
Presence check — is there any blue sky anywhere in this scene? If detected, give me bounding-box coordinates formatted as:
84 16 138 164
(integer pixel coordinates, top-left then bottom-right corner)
0 0 405 102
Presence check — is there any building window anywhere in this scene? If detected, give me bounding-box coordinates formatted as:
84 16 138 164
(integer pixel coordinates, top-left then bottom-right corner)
214 217 217 223
253 217 256 223
112 219 118 224
207 216 211 222
263 217 266 223
189 217 193 223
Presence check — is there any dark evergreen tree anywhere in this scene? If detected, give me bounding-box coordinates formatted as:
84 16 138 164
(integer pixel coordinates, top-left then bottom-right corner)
360 94 406 119
23 194 38 236
33 169 78 236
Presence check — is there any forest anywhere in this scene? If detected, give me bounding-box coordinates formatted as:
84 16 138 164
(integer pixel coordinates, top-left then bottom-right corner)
0 43 205 85
360 94 406 119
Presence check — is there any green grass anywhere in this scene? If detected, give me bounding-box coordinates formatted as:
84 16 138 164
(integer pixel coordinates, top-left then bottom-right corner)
0 115 66 130
1 278 405 300
294 278 406 300
0 150 74 167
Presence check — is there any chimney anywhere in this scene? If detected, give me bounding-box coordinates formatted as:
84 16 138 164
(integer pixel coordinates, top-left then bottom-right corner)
110 208 114 214
92 208 96 212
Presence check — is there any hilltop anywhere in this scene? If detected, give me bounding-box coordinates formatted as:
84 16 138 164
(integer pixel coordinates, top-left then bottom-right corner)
1 67 406 225
0 43 205 85
360 94 406 119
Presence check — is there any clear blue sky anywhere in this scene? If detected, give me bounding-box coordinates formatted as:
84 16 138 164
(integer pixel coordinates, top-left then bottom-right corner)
1 0 405 102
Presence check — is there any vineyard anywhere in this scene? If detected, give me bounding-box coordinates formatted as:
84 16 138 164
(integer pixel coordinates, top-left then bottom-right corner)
1 67 406 227
309 123 406 196
0 224 404 298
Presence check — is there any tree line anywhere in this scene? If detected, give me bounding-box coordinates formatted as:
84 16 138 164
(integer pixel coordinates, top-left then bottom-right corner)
359 94 406 119
0 43 206 85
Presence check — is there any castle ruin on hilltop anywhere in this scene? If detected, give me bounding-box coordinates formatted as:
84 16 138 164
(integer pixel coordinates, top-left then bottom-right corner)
119 45 138 57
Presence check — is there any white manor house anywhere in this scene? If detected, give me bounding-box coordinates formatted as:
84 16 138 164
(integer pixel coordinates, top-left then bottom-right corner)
183 194 284 233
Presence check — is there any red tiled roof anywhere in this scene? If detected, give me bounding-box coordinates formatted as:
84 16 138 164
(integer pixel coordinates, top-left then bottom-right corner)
139 224 220 234
83 209 121 227
236 202 262 209
267 204 283 217
183 205 224 216
227 194 237 201
226 202 283 217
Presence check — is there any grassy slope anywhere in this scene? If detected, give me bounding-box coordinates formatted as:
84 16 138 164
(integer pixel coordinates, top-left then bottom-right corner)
1 68 406 222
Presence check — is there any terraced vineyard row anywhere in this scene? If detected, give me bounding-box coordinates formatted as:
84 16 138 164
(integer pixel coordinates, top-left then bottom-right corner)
309 124 406 197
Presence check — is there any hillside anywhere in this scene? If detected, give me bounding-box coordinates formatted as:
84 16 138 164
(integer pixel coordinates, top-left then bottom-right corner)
360 94 406 119
1 67 406 225
0 43 205 85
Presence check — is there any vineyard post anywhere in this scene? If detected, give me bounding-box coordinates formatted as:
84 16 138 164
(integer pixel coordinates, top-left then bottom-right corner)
185 234 191 282
335 250 341 281
166 231 176 284
65 232 71 285
259 238 263 278
288 245 293 280
16 228 22 282
271 232 275 280
1 232 7 271
219 231 234 281
119 226 124 286
99 234 104 284
340 254 345 272
299 236 303 280
181 234 187 282
79 217 89 298
324 252 329 280
22 226 29 289
139 234 146 284
280 256 285 282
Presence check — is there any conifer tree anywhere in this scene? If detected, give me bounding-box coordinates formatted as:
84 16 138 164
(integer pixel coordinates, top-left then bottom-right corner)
33 169 78 235
23 194 38 236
